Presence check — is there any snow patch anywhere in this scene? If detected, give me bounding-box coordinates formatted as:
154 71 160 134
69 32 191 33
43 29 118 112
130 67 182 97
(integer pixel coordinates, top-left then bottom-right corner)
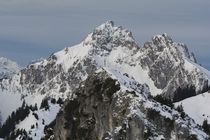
175 92 210 125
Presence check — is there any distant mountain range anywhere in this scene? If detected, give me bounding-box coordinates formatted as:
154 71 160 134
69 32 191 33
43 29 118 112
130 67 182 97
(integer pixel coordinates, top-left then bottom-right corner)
0 57 20 80
0 21 210 140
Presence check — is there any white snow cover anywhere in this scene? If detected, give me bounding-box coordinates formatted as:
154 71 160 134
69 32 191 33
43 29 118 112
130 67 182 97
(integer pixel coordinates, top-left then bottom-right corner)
92 46 162 95
54 43 92 73
175 92 210 125
0 89 59 139
187 60 210 79
0 90 46 124
16 103 60 140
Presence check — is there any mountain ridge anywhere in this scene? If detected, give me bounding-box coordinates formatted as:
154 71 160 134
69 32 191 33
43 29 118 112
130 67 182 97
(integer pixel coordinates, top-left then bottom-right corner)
0 21 210 139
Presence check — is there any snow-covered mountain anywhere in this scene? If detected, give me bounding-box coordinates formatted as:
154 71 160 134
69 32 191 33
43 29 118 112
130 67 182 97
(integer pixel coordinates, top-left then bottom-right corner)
0 21 210 139
0 57 20 79
139 34 210 101
2 21 209 101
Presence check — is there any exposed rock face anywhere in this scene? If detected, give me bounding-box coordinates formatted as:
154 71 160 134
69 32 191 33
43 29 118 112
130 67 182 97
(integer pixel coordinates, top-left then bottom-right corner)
43 71 208 140
83 21 139 52
139 33 209 100
2 53 97 99
54 72 121 140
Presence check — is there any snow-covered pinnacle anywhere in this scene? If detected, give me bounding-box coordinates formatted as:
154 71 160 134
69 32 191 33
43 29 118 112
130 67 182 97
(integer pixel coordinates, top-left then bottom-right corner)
83 21 138 51
152 33 173 45
140 33 209 100
150 33 197 63
0 57 21 79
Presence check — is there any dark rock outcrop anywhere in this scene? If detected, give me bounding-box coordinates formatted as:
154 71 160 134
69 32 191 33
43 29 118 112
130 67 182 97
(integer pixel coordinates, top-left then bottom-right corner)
42 71 208 140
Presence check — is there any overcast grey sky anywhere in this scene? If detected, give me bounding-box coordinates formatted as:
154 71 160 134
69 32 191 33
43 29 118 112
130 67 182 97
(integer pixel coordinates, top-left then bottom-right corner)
0 0 209 69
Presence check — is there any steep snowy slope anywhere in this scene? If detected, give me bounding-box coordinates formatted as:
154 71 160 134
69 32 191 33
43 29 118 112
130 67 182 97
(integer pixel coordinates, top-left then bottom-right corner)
0 57 20 79
16 103 60 140
175 91 210 125
0 21 210 139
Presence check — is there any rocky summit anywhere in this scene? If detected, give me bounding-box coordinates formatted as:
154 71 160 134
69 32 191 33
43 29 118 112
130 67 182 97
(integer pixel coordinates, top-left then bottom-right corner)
0 21 210 140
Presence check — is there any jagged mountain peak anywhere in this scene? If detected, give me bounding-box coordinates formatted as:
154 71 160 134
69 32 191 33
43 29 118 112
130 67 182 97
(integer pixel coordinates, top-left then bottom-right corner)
43 21 138 70
139 33 209 100
83 21 138 51
152 33 173 45
143 33 197 63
